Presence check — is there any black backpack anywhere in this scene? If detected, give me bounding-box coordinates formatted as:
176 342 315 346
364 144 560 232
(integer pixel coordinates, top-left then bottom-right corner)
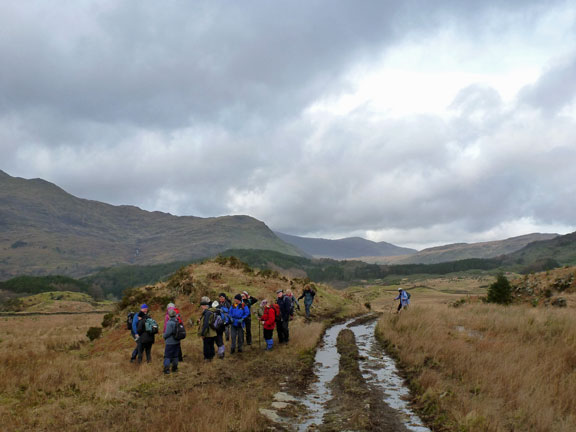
126 312 135 330
173 320 186 340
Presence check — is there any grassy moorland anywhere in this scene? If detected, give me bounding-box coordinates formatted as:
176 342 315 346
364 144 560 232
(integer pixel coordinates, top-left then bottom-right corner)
374 269 576 432
0 258 363 431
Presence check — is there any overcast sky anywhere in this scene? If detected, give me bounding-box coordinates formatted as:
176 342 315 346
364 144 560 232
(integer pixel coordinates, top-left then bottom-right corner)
2 0 576 249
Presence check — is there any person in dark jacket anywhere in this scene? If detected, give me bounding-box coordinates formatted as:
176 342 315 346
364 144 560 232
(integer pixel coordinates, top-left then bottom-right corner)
219 293 232 341
212 300 226 359
298 285 316 319
241 291 258 346
276 290 291 343
259 299 276 350
198 296 217 361
131 304 148 362
136 306 155 363
162 308 180 374
229 294 249 353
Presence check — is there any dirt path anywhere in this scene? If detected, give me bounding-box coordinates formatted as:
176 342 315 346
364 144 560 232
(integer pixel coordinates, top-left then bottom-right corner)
319 328 409 431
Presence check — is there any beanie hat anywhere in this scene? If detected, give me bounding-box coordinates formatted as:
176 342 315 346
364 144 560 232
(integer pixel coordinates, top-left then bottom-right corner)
242 291 249 297
276 289 283 294
167 302 175 309
140 304 148 310
168 309 176 317
234 294 242 301
219 292 227 298
200 296 211 305
398 288 402 291
211 300 219 308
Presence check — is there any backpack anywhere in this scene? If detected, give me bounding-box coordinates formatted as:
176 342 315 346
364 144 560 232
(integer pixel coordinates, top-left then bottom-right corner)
173 320 186 340
406 291 411 300
273 303 282 322
210 310 225 331
145 317 159 334
126 312 135 330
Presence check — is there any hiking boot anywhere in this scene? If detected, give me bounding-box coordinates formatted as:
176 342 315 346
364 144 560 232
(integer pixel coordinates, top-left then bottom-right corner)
238 348 243 353
171 367 178 373
231 348 235 354
163 367 170 375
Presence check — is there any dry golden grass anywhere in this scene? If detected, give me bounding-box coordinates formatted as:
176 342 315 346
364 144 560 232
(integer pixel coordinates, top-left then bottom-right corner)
0 304 329 431
376 293 576 432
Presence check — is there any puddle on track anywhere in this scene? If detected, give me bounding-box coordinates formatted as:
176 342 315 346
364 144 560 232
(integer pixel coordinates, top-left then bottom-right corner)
295 317 430 432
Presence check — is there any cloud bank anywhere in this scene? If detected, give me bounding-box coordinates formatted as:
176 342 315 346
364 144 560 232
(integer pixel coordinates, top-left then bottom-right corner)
1 0 575 248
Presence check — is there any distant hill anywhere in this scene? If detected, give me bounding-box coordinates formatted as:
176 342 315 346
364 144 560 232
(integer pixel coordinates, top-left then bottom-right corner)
274 232 416 259
506 231 576 267
0 170 302 280
361 233 559 265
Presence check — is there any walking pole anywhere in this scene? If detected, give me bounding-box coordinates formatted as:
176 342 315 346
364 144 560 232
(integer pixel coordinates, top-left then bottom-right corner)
258 318 261 349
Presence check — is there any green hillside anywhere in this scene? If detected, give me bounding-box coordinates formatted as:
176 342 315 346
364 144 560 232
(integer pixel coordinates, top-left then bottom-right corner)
506 231 576 267
0 171 302 280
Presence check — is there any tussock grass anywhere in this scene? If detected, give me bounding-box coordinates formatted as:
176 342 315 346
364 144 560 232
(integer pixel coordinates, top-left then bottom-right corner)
377 295 576 431
0 259 357 431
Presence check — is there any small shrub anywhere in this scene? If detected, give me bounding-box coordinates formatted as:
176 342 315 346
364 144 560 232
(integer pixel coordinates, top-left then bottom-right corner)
86 327 102 341
486 274 513 305
101 313 116 328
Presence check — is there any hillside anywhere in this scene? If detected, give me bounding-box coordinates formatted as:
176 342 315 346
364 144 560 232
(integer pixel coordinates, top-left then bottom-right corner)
275 231 416 259
361 233 558 265
506 231 576 267
0 290 113 313
0 170 302 280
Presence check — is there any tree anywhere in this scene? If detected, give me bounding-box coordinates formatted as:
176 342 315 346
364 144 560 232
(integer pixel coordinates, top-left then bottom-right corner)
487 273 513 305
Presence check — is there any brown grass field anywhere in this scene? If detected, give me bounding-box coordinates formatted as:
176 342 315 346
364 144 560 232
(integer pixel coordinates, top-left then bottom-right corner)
375 279 576 432
0 260 363 432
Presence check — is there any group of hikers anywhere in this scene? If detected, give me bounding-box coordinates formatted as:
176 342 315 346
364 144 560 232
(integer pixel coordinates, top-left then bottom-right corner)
128 285 317 374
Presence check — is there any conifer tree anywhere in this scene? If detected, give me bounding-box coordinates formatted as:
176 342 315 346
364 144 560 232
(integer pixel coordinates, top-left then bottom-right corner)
487 273 513 305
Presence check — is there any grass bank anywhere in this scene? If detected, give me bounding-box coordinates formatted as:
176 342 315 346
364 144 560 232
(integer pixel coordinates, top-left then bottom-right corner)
376 297 576 431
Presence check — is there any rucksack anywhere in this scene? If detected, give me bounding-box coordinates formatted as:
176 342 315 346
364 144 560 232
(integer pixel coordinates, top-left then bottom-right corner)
126 312 135 330
406 291 411 299
210 310 225 331
273 303 282 322
145 317 159 334
173 321 186 340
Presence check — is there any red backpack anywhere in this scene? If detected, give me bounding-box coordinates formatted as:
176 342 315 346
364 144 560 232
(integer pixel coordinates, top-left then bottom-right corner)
272 303 281 322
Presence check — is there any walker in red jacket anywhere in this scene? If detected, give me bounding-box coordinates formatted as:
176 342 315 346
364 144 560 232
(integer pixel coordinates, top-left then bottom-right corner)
259 300 276 350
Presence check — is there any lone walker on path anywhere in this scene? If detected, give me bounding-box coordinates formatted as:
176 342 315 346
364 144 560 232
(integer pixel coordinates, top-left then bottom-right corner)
395 288 410 313
298 285 316 319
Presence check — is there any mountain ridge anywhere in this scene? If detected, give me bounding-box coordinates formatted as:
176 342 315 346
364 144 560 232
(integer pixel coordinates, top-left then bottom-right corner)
0 171 302 280
274 231 417 259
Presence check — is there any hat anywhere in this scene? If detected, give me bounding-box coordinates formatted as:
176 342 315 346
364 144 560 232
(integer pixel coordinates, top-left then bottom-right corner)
219 292 227 298
200 296 211 305
398 288 402 291
140 304 148 309
242 291 249 297
212 300 219 308
276 289 284 294
167 302 175 309
168 309 176 317
234 294 242 301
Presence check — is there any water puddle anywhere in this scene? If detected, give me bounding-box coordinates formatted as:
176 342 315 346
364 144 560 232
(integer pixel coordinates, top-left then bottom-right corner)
294 317 430 431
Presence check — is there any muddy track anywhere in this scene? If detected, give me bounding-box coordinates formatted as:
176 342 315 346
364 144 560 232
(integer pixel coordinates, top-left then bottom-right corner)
319 328 408 431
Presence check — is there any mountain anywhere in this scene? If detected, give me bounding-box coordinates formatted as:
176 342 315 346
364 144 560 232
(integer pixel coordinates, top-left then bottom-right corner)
0 170 302 280
506 231 576 267
274 232 417 259
361 233 559 265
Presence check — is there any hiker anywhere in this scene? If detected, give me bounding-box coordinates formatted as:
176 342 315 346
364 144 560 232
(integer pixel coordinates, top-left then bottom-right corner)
259 299 276 350
395 288 410 312
241 291 258 346
285 289 299 318
162 308 180 374
276 290 292 343
212 300 226 359
136 304 157 363
229 294 249 353
173 307 184 362
218 293 232 341
128 310 139 362
198 296 217 361
163 302 176 332
298 285 316 319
